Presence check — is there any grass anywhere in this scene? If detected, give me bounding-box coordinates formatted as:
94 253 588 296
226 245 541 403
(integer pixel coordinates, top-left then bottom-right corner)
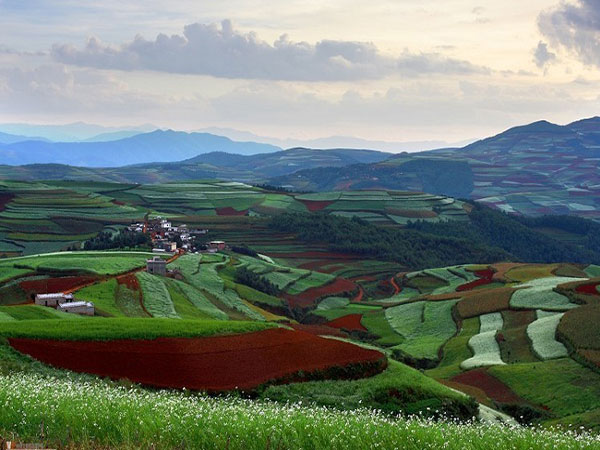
387 300 460 360
526 312 569 360
136 272 179 319
286 271 335 294
3 370 598 450
489 358 600 420
427 317 480 379
0 317 273 341
316 297 350 310
0 252 153 276
76 279 124 317
510 277 583 311
165 278 228 320
361 310 404 346
504 265 559 282
0 305 78 321
312 303 380 321
262 360 476 419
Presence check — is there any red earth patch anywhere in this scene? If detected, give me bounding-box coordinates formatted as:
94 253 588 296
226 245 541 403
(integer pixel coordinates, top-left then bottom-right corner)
456 269 494 292
450 368 525 404
19 276 97 294
327 314 367 332
576 283 600 295
216 207 248 216
9 328 385 391
117 273 141 291
290 323 347 338
299 200 334 212
0 193 14 211
286 278 357 308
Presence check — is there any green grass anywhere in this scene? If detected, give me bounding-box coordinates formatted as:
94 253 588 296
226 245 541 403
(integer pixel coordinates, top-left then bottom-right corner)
165 279 228 320
2 369 598 450
0 317 273 341
286 271 335 295
490 358 600 420
316 296 350 310
0 305 78 321
387 300 460 360
361 309 403 346
136 272 179 319
0 252 154 276
427 317 480 379
76 279 124 317
262 360 476 419
312 304 380 321
0 267 31 283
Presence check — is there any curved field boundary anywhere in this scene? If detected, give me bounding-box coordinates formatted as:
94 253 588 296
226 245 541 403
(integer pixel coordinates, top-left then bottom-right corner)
526 312 568 360
450 368 527 405
286 278 357 309
575 282 600 296
510 277 584 311
327 314 367 332
9 328 386 391
461 313 505 370
456 269 494 292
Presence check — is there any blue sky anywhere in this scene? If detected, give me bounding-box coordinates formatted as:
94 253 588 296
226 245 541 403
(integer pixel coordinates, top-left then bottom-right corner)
0 0 599 145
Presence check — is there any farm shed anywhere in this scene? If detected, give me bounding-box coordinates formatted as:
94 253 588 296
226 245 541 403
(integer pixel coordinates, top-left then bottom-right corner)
208 241 226 251
34 293 73 307
58 301 95 316
146 256 167 276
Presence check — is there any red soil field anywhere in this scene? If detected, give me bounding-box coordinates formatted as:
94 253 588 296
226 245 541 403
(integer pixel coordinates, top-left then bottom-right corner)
0 193 14 211
117 273 140 291
9 328 385 391
290 323 347 338
353 286 364 302
327 314 367 332
456 269 494 292
576 283 600 295
216 207 248 216
111 199 126 206
19 276 97 294
451 368 525 404
299 200 334 212
389 276 401 295
287 278 357 308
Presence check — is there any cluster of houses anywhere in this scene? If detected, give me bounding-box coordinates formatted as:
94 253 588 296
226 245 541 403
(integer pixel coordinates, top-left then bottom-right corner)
127 217 209 253
34 293 94 316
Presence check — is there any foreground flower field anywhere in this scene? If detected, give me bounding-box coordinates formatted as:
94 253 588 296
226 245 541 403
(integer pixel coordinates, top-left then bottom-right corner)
0 373 599 450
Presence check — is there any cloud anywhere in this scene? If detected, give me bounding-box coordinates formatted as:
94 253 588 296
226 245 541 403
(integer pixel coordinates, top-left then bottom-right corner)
533 41 556 68
51 19 489 81
538 0 600 67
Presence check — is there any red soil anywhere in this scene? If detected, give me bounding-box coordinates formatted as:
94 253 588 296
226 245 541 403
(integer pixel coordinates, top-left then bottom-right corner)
350 275 377 282
290 323 347 338
299 200 334 212
117 273 141 291
111 199 126 206
353 286 364 302
0 193 14 211
216 207 248 216
456 269 494 292
327 314 367 332
389 276 401 295
576 283 600 295
298 259 346 272
451 368 525 404
286 278 357 308
19 276 97 294
9 328 385 391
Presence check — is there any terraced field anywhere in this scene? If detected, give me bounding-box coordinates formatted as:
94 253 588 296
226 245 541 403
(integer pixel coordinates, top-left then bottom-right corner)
0 180 469 257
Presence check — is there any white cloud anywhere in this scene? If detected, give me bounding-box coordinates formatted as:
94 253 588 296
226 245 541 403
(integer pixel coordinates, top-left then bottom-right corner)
539 0 600 67
51 20 489 81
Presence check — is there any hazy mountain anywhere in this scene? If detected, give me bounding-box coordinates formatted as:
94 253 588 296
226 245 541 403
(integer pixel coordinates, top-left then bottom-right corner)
82 130 148 142
0 147 390 184
0 129 282 167
0 122 156 142
0 131 48 145
198 126 474 152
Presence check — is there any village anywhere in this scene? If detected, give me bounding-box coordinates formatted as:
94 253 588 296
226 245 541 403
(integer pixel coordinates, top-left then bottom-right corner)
34 216 227 317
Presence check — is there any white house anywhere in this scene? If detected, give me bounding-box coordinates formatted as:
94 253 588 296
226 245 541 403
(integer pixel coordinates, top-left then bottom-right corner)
58 301 95 316
34 293 73 307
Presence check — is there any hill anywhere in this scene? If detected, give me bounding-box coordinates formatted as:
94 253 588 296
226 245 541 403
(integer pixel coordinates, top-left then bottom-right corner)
272 117 600 220
0 130 281 167
0 147 391 183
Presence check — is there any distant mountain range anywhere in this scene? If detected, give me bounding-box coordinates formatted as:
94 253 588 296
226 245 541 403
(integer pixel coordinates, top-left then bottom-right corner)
1 117 600 220
0 130 282 166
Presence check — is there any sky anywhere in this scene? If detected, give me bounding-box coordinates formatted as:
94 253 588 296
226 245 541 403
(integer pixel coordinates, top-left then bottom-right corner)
0 0 599 145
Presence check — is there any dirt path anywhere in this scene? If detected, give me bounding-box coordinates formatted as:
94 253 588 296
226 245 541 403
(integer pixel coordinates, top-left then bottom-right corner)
389 275 401 295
